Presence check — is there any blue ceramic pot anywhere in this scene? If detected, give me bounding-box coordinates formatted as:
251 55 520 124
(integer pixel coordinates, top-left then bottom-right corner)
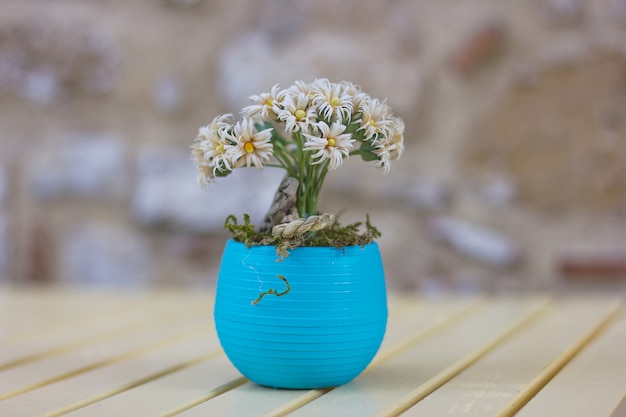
214 239 387 389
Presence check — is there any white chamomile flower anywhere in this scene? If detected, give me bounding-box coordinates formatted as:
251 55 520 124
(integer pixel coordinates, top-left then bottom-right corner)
191 119 235 179
374 117 405 173
277 93 318 133
288 80 316 98
357 98 394 142
303 121 354 170
242 84 286 121
194 162 215 188
388 117 405 161
210 113 234 134
228 118 274 169
205 135 234 173
341 81 368 111
311 78 354 123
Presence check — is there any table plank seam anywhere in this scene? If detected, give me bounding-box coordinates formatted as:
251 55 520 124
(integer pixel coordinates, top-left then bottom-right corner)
372 298 553 417
496 300 623 417
372 298 487 367
0 299 212 371
608 393 626 417
0 323 215 401
0 293 154 343
160 377 249 417
43 349 226 417
0 293 182 346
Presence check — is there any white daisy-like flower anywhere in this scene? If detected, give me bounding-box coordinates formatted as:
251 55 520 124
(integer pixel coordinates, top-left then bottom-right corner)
195 161 215 188
357 98 394 142
228 118 274 169
288 80 315 98
341 81 369 111
311 78 354 123
241 84 286 121
277 92 318 133
388 117 405 161
304 121 354 170
191 121 235 180
210 113 234 135
374 117 405 173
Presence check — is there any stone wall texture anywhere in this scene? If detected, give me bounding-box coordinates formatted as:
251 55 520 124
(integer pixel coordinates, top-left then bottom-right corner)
1 0 625 293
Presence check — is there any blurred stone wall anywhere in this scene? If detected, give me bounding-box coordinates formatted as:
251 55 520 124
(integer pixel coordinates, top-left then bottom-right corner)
1 0 625 292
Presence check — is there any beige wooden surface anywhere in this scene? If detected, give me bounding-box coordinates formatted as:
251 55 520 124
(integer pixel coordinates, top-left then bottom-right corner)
0 288 624 417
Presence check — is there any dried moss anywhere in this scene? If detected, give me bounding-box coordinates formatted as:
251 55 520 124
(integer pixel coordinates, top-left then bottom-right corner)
224 214 381 259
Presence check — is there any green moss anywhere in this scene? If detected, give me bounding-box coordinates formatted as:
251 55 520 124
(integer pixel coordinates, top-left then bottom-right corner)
224 214 381 259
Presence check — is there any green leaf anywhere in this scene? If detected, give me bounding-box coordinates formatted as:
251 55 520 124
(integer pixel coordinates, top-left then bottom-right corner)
357 141 380 162
213 161 232 177
359 150 379 162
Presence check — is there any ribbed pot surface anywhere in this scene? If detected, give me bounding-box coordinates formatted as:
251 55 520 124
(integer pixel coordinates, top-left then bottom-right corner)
214 239 388 389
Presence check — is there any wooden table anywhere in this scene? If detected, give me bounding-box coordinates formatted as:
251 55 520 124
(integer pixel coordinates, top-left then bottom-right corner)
0 288 624 417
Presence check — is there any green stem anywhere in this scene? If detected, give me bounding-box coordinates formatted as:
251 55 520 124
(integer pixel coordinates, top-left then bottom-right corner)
268 128 337 218
293 132 309 217
314 161 330 198
272 150 296 177
272 140 297 175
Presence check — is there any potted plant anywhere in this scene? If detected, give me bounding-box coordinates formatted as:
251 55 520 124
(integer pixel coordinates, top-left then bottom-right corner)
192 78 404 389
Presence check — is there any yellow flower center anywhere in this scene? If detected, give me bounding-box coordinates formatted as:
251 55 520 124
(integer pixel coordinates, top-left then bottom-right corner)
327 137 336 147
330 96 340 107
294 109 306 120
369 119 376 127
215 144 225 153
264 98 273 107
244 142 255 154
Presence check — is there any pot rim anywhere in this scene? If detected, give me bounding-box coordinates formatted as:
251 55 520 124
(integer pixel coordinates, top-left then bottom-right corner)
224 238 379 252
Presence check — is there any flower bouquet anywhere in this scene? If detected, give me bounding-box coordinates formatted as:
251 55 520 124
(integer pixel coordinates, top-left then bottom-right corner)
192 78 404 253
192 79 405 389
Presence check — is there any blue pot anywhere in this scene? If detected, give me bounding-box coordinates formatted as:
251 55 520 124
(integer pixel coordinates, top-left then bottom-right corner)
214 239 388 389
